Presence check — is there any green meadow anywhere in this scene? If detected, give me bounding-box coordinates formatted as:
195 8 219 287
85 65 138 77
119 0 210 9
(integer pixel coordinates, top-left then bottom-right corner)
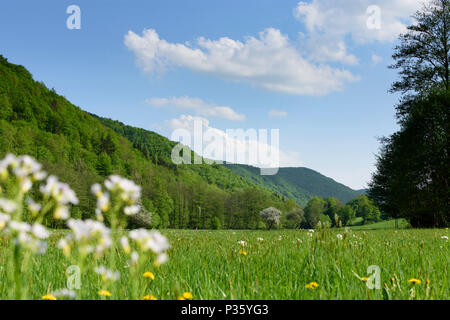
1 228 448 300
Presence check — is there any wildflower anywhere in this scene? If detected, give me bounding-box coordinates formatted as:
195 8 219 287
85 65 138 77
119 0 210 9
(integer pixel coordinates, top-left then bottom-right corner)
52 289 76 299
408 278 421 285
104 175 141 203
0 198 17 214
98 290 112 297
40 175 79 206
58 219 112 257
182 292 193 300
129 229 170 254
336 234 343 240
238 249 247 256
26 198 42 215
130 251 139 265
6 221 48 254
237 240 247 247
305 282 319 290
42 294 57 300
124 205 140 216
57 238 71 256
143 272 155 280
95 266 120 282
96 193 110 213
361 277 369 282
31 223 50 239
155 253 168 266
0 213 10 230
91 184 103 198
257 237 264 242
120 236 131 254
177 296 185 300
441 235 448 241
142 294 157 300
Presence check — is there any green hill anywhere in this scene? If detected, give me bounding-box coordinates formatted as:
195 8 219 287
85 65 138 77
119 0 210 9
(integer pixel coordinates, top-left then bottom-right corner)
225 164 362 206
0 54 363 228
0 54 289 229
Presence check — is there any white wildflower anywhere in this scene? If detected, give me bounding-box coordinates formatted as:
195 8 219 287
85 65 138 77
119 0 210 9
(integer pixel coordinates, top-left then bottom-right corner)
31 223 50 239
104 175 141 203
0 213 10 230
94 265 120 281
0 198 17 213
124 205 140 216
52 289 76 299
238 240 247 247
40 175 79 205
130 251 139 265
156 252 168 265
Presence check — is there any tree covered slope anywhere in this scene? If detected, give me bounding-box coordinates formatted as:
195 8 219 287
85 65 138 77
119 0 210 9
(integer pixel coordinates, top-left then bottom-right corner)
225 164 362 206
0 54 290 229
0 54 362 228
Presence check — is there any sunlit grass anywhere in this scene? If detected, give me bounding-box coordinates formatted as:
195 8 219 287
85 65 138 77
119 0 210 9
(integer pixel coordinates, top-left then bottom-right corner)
1 228 448 300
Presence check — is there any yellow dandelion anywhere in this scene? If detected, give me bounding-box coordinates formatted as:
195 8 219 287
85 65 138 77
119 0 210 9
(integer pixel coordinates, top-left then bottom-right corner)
305 282 319 289
42 294 56 300
98 290 112 297
361 277 369 282
182 292 193 300
143 271 155 280
142 294 157 300
408 278 421 285
177 296 185 300
238 249 247 256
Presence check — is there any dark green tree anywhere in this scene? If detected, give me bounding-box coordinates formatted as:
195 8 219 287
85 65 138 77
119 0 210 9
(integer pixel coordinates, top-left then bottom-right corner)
337 205 355 226
390 0 449 98
304 196 325 228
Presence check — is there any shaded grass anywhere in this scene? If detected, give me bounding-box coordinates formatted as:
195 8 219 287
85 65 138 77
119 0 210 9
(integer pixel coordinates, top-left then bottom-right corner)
350 219 410 230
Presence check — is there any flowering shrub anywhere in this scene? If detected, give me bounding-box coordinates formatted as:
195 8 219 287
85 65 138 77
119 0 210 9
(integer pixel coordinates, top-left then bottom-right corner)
0 154 169 300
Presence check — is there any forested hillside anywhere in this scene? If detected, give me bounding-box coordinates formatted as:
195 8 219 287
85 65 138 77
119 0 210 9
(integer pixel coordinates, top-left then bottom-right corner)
226 164 362 206
0 54 364 229
0 54 292 229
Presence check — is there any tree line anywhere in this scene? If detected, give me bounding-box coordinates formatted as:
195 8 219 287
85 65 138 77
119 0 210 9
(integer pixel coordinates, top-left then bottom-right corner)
369 0 449 228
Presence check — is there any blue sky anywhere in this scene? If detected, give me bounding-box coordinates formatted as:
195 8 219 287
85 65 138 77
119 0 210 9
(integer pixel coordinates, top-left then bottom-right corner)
0 0 422 189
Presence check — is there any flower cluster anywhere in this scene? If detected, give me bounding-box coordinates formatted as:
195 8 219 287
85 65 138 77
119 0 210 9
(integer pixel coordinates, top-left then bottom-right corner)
0 154 46 193
40 175 79 220
122 228 170 266
95 265 120 282
0 154 171 300
91 175 141 226
5 221 50 254
58 219 112 257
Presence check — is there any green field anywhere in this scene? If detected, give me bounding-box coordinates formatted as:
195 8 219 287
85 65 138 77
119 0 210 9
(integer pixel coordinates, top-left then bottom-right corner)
1 228 448 300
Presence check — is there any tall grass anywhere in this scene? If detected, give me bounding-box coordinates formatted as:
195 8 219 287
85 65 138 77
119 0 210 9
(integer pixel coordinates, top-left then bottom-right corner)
1 228 448 300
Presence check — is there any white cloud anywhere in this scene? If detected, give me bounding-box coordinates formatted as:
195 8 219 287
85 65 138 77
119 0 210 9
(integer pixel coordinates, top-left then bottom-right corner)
166 115 302 168
301 34 359 65
294 0 421 43
268 109 288 118
294 0 421 65
146 96 245 121
371 54 383 65
125 28 359 96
